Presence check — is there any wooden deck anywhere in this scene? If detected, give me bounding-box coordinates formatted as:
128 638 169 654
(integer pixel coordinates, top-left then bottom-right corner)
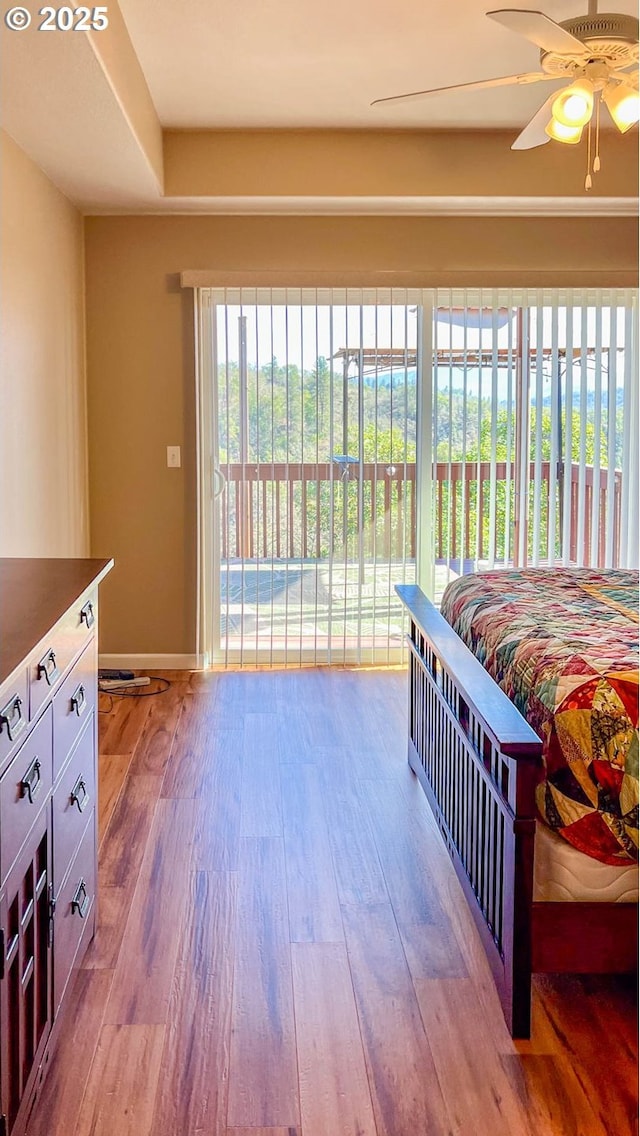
219 559 416 657
29 668 638 1136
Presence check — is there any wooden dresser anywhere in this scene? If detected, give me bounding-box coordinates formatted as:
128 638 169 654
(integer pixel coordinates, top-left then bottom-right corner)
0 558 112 1136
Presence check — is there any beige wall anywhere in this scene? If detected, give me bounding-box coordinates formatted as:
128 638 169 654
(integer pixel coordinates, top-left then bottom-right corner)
84 213 638 656
165 128 639 201
0 131 89 557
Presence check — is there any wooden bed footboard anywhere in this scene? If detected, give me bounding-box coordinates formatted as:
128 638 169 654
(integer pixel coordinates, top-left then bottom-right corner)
396 584 544 1037
396 584 638 1036
395 586 636 1040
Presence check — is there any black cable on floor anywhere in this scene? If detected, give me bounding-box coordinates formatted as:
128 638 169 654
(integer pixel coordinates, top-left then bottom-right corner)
97 676 172 711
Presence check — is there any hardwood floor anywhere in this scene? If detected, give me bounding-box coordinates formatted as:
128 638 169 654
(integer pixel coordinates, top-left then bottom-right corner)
29 669 638 1136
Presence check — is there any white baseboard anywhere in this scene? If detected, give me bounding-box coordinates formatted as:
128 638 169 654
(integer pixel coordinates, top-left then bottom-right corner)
99 654 203 671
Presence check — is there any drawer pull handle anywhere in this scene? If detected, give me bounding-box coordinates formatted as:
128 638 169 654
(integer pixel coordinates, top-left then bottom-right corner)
70 775 89 814
48 885 56 948
80 601 95 630
71 879 90 920
20 757 42 805
37 649 59 687
0 694 25 743
70 684 87 718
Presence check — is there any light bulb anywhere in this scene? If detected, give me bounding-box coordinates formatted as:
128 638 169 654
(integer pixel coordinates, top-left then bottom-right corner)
552 81 594 128
603 82 640 133
545 118 583 144
564 94 590 122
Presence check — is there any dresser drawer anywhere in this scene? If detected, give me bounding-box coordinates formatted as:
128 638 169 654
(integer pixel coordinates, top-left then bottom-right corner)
0 706 53 886
54 810 95 1014
0 669 29 777
29 590 97 720
52 715 95 888
53 640 97 782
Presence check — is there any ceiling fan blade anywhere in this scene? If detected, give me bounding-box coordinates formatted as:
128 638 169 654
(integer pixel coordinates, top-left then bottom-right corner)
511 90 558 149
487 9 588 55
371 71 550 108
617 65 640 81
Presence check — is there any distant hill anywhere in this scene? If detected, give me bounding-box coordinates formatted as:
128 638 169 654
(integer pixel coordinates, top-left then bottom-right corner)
360 367 417 389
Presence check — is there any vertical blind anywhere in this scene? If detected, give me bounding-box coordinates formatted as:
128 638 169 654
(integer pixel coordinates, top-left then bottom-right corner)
196 286 638 666
430 287 638 601
199 288 426 666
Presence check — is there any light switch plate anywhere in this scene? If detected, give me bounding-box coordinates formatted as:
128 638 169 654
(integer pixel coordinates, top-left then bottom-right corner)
167 445 181 468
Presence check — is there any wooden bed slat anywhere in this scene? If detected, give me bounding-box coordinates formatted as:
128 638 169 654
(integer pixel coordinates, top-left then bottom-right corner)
396 585 541 759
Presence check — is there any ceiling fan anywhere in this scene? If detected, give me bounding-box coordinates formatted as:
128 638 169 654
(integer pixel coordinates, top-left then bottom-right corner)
372 1 639 186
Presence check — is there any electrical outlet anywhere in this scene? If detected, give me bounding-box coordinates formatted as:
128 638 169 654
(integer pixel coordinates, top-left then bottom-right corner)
167 445 181 468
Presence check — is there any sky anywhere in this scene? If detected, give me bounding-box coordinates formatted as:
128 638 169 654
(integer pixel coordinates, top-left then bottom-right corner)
215 302 630 379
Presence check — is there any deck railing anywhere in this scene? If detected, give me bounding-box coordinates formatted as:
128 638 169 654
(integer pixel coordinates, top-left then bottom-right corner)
433 460 623 567
221 462 416 562
220 461 622 568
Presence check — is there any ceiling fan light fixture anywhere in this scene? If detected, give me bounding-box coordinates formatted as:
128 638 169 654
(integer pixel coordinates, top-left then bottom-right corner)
552 79 594 127
371 2 639 191
544 118 583 144
602 81 640 132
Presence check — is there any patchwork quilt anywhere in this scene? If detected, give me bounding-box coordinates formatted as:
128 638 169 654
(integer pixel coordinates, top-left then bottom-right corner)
440 568 639 865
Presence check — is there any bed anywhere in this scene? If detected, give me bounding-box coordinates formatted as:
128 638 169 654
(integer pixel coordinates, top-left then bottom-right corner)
396 567 638 1038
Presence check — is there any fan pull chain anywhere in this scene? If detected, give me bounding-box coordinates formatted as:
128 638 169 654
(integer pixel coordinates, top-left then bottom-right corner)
585 116 593 190
593 93 601 173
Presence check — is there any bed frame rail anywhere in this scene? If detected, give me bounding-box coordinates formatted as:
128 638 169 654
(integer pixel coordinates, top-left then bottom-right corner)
397 584 543 1037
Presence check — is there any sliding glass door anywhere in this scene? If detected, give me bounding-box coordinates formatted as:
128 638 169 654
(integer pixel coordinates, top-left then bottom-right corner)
430 288 638 601
197 288 427 665
195 285 637 666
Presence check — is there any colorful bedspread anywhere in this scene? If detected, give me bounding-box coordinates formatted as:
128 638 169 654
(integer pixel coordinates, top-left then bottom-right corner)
440 568 639 865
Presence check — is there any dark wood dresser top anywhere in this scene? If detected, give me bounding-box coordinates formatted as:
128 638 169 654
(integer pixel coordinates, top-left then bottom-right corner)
0 558 113 686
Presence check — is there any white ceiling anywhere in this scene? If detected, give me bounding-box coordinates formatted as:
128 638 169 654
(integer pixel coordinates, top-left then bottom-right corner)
0 21 160 207
0 0 637 212
118 0 639 128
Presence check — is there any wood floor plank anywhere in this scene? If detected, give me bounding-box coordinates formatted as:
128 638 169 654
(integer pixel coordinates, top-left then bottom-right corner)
27 969 114 1136
213 670 278 728
292 942 377 1136
128 680 189 776
98 772 162 888
275 704 316 764
363 776 468 979
186 668 222 694
531 974 639 1136
159 694 219 798
104 798 197 1025
576 973 639 1059
73 1024 165 1136
83 885 132 970
193 727 243 871
228 837 300 1129
301 705 349 750
277 670 345 749
327 668 402 779
368 672 413 764
414 977 536 1136
99 692 153 756
386 781 518 1040
282 763 344 943
501 1053 611 1136
156 686 244 872
341 900 454 1136
98 753 132 847
241 712 283 837
227 1130 300 1136
151 871 237 1136
318 749 390 906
